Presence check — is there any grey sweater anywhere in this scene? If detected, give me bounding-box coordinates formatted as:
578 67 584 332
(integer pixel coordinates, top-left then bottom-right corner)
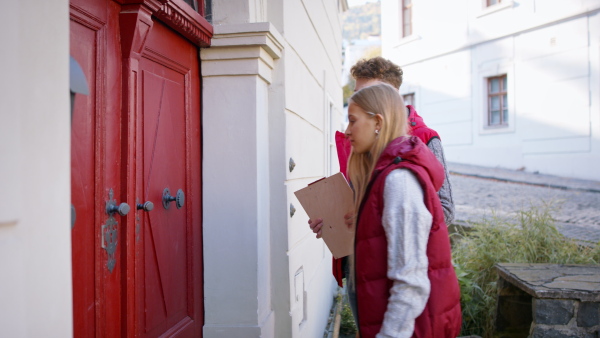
377 169 432 338
427 138 454 225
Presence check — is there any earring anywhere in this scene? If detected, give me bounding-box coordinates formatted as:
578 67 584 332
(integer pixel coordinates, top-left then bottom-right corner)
375 129 379 135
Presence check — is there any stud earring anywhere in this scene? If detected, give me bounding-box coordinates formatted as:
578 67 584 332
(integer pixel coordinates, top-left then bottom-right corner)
375 129 379 135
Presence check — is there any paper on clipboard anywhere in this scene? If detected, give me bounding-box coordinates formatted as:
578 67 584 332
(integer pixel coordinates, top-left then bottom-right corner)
294 172 355 259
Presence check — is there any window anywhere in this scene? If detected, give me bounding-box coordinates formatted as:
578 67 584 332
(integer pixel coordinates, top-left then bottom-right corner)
403 93 415 107
478 0 512 17
325 102 336 176
478 62 514 134
402 0 412 38
183 0 198 11
181 0 212 20
487 75 508 126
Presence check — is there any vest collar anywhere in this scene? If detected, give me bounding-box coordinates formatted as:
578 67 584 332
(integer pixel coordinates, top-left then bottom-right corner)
373 136 445 191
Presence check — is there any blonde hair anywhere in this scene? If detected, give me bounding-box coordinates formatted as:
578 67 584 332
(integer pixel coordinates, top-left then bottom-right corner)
347 83 408 213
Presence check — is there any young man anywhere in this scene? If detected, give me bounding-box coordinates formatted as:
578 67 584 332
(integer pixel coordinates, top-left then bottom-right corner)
351 57 454 224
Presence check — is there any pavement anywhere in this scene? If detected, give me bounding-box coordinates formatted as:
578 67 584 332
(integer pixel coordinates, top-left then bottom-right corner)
448 162 600 244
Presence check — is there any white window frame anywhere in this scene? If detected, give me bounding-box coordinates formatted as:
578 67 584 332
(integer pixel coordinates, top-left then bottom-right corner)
477 0 513 18
393 0 421 48
477 62 515 134
401 0 413 38
402 93 415 107
400 82 420 110
324 97 341 176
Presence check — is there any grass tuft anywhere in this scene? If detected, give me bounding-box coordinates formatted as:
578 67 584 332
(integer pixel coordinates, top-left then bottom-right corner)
339 298 357 335
336 281 358 336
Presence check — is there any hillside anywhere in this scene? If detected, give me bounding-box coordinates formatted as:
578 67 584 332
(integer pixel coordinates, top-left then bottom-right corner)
343 1 381 41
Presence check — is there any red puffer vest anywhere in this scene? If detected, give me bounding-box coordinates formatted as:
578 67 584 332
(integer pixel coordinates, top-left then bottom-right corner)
407 105 440 146
354 136 461 338
332 106 441 286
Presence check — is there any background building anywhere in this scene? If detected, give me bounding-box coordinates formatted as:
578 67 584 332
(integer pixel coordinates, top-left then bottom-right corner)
381 0 600 180
341 35 382 85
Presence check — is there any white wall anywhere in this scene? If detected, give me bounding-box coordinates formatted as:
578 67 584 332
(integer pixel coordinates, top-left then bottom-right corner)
382 0 600 180
283 0 344 337
0 1 73 337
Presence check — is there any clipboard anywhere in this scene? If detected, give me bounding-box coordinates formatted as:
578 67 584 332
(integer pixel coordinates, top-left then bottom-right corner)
294 172 355 258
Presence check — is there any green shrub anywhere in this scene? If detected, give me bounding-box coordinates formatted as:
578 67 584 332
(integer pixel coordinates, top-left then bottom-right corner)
452 203 600 337
335 282 357 336
339 298 357 335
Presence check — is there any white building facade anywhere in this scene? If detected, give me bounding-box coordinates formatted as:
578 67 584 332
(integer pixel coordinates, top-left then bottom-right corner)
0 0 347 337
381 0 600 180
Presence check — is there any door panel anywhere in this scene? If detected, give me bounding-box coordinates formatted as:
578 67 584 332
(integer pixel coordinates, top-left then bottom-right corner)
70 0 122 336
142 73 188 333
137 20 203 337
70 17 98 338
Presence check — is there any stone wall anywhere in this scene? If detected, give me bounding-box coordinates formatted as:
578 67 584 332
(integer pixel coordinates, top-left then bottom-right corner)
495 264 600 338
530 299 599 338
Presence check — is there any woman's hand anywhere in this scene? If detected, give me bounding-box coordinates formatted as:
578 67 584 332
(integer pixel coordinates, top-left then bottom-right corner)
310 213 354 239
308 218 323 239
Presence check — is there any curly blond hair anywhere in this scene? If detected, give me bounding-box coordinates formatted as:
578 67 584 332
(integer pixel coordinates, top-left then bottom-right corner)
350 57 403 89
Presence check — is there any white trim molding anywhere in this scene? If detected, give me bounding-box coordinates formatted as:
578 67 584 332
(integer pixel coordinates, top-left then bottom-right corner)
202 22 284 84
393 34 421 48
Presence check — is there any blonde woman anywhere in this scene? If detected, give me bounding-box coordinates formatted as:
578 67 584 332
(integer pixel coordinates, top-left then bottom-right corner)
342 83 461 338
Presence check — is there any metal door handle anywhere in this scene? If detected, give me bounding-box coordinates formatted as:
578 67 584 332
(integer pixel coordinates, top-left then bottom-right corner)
137 201 154 212
163 188 185 209
105 188 130 216
107 202 130 216
71 204 77 229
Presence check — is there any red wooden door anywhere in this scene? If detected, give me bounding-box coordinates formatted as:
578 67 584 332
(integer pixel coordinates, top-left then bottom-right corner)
134 20 203 337
70 1 204 337
70 0 123 336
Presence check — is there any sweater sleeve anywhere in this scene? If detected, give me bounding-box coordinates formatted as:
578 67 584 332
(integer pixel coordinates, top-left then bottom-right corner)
427 137 455 225
377 169 432 338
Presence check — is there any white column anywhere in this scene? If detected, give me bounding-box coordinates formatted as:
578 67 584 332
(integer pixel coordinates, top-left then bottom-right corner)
201 22 283 338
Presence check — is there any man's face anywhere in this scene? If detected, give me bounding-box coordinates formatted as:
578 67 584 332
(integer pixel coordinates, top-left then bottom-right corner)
354 78 383 92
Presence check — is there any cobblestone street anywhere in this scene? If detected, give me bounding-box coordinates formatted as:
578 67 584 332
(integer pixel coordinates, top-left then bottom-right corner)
449 162 600 244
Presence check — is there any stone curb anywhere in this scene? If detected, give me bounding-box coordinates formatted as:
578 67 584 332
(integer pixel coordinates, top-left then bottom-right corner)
448 162 600 193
